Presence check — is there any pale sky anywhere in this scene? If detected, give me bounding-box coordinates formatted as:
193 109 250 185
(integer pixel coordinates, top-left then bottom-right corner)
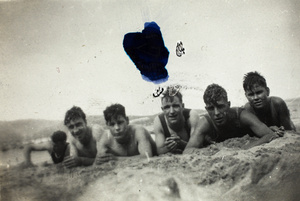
0 0 299 121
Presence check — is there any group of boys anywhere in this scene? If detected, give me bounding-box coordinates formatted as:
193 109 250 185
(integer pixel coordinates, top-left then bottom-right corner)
22 72 296 168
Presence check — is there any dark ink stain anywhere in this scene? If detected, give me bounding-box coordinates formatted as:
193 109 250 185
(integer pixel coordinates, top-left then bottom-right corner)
123 22 169 83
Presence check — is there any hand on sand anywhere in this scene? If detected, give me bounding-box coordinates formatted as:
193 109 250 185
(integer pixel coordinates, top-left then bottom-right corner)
19 161 36 169
165 136 180 151
94 153 117 165
269 126 285 137
63 156 80 168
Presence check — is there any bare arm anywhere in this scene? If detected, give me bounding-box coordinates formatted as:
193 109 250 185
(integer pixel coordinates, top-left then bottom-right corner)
153 116 176 155
23 141 52 167
183 116 210 154
240 110 279 149
275 98 296 131
135 126 154 157
63 140 95 168
94 130 115 165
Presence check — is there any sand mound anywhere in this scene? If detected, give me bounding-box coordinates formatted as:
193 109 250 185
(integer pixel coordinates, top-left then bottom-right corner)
1 132 299 201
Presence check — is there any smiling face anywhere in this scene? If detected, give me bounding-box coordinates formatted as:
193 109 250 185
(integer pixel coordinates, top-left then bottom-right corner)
161 96 184 125
205 98 230 126
245 84 270 110
66 117 89 143
107 115 129 142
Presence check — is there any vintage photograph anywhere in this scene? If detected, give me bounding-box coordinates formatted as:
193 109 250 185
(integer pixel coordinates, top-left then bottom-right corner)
0 0 299 200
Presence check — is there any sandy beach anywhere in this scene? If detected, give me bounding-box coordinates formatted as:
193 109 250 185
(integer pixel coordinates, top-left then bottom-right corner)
1 130 299 201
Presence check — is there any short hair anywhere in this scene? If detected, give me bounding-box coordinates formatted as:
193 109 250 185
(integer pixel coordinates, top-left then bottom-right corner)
161 86 183 103
64 106 86 125
203 84 228 105
243 71 267 91
51 130 67 143
103 104 126 123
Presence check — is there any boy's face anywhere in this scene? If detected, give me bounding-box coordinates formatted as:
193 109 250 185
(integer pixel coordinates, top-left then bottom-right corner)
205 98 230 126
107 115 129 141
66 117 88 143
52 141 66 154
161 96 184 125
245 84 269 110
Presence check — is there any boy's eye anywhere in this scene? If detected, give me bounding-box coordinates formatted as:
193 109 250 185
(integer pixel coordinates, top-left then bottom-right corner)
68 125 74 129
75 123 82 127
163 105 170 110
217 105 226 110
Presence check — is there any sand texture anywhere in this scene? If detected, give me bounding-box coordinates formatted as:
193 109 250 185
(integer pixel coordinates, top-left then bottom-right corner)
1 131 299 201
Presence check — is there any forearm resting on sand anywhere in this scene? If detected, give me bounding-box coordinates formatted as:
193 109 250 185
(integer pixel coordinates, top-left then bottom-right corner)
243 133 279 150
63 156 95 168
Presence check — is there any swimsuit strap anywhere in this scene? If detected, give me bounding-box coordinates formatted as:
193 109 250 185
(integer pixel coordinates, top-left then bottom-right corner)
182 109 191 138
158 113 171 138
202 114 219 141
158 108 191 138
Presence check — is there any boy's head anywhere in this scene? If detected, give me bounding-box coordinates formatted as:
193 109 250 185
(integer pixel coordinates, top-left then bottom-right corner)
64 106 87 125
51 130 67 153
243 71 268 91
161 86 183 104
64 106 88 143
243 71 270 110
203 84 231 126
103 104 129 142
161 86 185 125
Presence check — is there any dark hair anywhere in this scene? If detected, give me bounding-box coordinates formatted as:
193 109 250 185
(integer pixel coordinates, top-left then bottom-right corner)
161 86 183 103
103 104 126 123
64 106 86 125
51 130 67 143
243 71 267 91
203 84 228 105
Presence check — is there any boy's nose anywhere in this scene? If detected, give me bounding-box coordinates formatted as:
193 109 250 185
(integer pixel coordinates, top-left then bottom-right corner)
214 107 220 115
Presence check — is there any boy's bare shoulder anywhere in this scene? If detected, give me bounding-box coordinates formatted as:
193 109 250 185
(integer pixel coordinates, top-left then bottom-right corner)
270 96 286 105
244 102 251 109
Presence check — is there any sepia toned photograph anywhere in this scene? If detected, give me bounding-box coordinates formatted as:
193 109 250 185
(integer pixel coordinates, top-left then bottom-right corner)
0 0 299 200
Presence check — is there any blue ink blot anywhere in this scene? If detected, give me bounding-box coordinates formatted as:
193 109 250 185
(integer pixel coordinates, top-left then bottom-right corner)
123 22 169 84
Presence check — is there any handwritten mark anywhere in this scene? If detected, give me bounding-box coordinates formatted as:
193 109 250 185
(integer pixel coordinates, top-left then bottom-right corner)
153 87 164 97
56 67 60 73
176 41 185 57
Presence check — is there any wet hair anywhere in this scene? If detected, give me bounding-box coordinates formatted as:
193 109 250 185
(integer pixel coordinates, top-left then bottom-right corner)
161 86 183 103
103 104 126 123
51 130 67 143
203 84 228 105
243 71 267 91
64 106 87 125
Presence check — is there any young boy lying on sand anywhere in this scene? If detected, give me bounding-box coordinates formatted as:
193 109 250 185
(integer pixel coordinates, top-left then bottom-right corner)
243 71 296 134
183 84 282 154
94 104 157 165
22 130 70 168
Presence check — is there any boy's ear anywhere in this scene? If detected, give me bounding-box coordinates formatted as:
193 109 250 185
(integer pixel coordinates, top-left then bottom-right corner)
182 103 185 108
266 87 270 96
228 101 231 108
126 116 129 124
